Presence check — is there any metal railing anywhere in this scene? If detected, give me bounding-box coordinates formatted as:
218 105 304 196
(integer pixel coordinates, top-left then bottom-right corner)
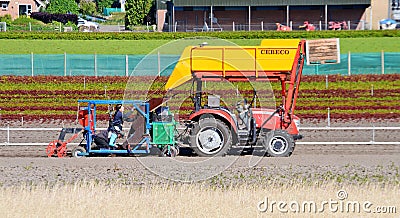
175 20 369 32
1 126 399 146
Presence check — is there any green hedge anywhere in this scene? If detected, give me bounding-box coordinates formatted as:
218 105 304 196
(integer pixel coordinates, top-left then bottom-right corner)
0 30 399 40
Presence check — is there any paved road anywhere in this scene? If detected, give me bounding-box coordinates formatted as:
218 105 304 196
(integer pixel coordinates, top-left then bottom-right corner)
98 24 124 32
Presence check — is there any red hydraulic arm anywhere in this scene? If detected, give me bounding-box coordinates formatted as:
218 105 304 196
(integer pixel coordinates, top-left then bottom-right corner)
282 40 306 126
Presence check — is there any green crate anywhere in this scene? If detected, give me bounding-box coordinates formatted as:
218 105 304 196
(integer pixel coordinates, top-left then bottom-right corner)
152 122 175 145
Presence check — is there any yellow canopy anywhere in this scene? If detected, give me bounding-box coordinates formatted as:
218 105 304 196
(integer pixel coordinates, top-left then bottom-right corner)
164 39 301 91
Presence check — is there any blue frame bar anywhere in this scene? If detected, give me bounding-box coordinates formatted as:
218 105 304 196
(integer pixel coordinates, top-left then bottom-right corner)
77 99 152 156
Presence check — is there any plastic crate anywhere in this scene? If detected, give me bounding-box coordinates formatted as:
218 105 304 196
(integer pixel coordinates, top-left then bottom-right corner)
152 122 175 145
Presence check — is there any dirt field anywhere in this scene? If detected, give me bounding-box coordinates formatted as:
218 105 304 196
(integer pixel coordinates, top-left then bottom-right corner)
0 119 399 186
0 154 399 187
1 120 399 218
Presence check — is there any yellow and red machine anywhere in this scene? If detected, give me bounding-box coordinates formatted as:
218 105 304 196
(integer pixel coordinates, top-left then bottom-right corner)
166 39 306 157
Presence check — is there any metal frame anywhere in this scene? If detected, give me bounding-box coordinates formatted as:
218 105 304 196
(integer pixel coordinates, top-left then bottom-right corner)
76 99 152 156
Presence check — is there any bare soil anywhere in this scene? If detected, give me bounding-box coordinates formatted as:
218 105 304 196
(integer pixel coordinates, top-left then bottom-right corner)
0 119 399 186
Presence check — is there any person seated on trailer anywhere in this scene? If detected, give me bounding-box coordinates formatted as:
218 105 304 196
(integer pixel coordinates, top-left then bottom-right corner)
93 130 109 149
93 129 124 149
111 104 124 130
108 104 125 148
109 126 125 148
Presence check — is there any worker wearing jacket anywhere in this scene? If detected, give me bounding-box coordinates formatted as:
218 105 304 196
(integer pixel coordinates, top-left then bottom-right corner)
112 104 124 131
93 130 109 149
108 104 124 148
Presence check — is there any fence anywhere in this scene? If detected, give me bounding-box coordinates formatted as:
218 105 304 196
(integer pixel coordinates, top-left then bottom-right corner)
178 20 369 32
0 54 179 76
1 52 400 76
1 126 399 146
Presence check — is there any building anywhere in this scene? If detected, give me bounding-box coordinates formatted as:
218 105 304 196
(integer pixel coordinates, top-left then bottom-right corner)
0 0 45 20
390 0 400 20
156 0 393 32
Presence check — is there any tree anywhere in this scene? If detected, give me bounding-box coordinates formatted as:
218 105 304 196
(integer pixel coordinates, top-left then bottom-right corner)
46 0 79 14
79 0 97 15
96 0 116 14
125 0 153 27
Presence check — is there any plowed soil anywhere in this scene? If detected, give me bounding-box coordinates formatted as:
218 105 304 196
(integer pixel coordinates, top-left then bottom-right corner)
0 119 399 186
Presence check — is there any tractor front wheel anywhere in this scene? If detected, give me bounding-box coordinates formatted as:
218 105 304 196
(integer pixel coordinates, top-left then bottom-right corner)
190 118 232 157
263 130 295 157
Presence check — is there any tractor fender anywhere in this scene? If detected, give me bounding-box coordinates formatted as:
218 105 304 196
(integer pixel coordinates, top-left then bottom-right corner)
189 109 238 134
252 108 300 135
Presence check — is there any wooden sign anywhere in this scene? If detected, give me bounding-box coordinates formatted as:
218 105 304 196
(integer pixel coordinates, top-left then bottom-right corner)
306 38 340 65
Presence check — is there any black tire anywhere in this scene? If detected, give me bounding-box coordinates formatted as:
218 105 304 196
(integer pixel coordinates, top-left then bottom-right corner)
190 118 232 157
263 130 295 157
72 147 86 158
160 145 178 157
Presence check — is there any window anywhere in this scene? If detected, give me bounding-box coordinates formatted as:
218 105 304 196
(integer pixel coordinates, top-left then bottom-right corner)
1 3 8 11
392 0 400 9
27 5 32 14
19 4 32 15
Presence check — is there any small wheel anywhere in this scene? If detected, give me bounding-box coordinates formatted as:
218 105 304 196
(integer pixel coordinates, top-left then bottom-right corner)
46 140 58 157
161 146 178 157
57 143 68 158
72 147 86 158
263 130 295 157
190 117 232 157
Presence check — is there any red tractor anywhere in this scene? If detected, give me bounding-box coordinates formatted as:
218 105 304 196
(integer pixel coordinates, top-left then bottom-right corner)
299 21 316 31
163 39 306 157
276 23 292 31
328 21 348 30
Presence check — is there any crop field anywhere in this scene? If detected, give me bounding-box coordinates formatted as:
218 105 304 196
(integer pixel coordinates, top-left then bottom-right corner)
1 74 399 122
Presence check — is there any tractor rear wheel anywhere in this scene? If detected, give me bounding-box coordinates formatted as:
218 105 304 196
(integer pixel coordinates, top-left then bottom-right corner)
263 130 295 157
72 147 86 158
190 118 232 157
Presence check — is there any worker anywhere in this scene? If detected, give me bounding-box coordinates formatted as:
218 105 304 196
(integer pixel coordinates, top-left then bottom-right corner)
93 130 110 149
109 126 125 148
236 99 250 130
111 104 124 131
93 129 124 149
108 104 124 148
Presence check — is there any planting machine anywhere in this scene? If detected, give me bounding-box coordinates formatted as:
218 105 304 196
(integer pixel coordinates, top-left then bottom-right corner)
48 39 335 158
47 100 178 158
